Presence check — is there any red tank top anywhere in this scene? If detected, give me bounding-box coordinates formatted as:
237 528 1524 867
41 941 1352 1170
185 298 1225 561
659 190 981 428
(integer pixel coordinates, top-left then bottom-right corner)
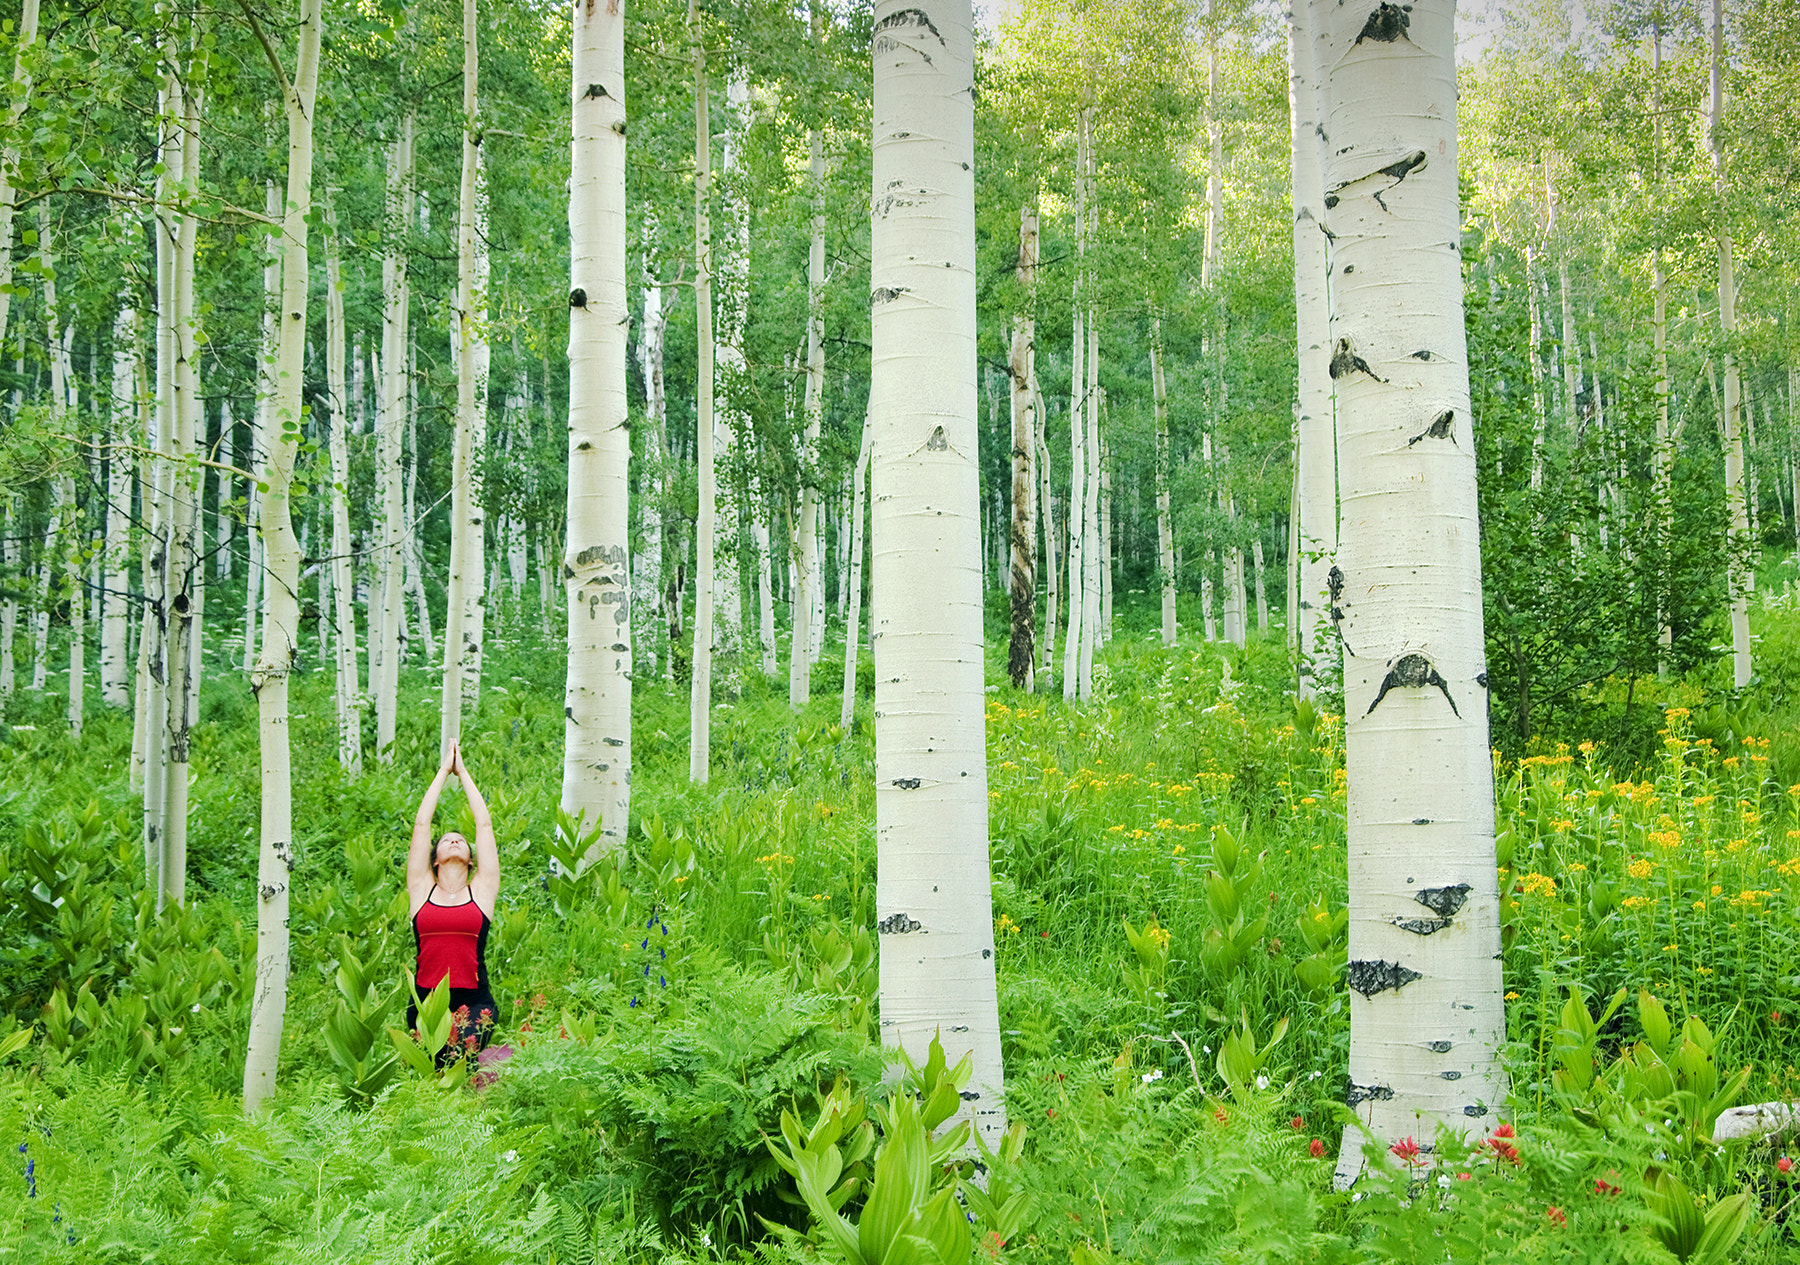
413 895 488 990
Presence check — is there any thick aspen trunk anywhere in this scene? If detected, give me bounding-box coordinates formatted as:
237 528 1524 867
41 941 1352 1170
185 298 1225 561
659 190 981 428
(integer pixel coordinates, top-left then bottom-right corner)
1007 205 1039 690
244 0 321 1113
325 204 362 777
375 115 414 762
713 73 751 671
871 0 1005 1148
688 0 716 780
1325 0 1505 1183
1711 0 1750 690
841 417 870 730
562 0 632 855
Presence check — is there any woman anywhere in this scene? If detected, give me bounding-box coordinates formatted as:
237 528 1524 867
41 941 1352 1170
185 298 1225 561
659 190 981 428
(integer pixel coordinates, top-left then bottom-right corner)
406 742 500 1064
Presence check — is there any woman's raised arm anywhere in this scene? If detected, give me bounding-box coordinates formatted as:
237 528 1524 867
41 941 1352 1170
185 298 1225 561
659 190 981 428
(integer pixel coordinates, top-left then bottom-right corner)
452 744 500 910
407 750 456 897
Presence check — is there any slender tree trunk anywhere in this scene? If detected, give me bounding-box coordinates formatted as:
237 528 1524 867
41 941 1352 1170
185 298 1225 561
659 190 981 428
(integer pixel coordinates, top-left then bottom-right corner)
1077 150 1100 695
636 272 666 675
0 0 39 353
1062 108 1090 702
791 126 826 709
1007 205 1039 690
753 470 778 674
871 0 1004 1148
375 113 414 762
688 0 716 781
1324 0 1505 1183
1152 314 1176 648
244 0 322 1114
42 241 80 736
441 0 484 754
1098 422 1112 644
245 176 279 674
0 498 15 712
1710 0 1750 689
101 307 136 710
562 0 632 856
1037 390 1057 686
840 416 870 729
713 72 751 673
325 199 362 777
1290 0 1335 696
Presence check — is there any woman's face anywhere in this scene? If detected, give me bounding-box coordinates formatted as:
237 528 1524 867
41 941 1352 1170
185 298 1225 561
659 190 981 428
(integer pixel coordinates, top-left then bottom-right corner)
435 833 472 872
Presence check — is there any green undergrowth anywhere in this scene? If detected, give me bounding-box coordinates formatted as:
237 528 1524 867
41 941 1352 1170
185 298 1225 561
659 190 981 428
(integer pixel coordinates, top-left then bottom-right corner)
6 592 1800 1261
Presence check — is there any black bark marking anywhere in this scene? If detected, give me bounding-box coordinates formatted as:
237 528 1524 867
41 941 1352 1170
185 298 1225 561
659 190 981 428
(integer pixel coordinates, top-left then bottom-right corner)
1415 884 1471 918
570 288 587 308
874 7 943 41
1347 959 1422 997
1378 150 1427 181
1323 192 1339 210
1440 1070 1462 1080
1413 818 1432 825
1411 349 1435 360
1393 917 1452 935
1475 671 1490 689
892 777 921 789
877 912 921 934
1345 1081 1395 1107
1355 3 1412 44
1408 410 1456 446
1463 1103 1490 1117
959 1090 980 1100
1427 1040 1452 1053
1329 339 1386 383
926 426 948 451
582 82 611 100
872 286 910 304
603 736 624 747
1365 651 1460 718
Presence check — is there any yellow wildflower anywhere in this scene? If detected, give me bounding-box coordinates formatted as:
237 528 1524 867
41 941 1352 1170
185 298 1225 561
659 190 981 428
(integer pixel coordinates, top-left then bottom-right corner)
1628 858 1655 879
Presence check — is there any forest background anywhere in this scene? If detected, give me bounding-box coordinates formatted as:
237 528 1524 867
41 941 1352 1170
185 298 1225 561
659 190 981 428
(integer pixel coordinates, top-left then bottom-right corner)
6 0 1800 1260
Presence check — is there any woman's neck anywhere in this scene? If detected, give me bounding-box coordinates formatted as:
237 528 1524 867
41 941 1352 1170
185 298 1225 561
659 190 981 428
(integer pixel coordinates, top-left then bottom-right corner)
435 865 471 898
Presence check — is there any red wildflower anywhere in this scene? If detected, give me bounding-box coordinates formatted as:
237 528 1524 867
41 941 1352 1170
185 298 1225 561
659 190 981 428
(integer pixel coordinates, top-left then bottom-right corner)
1046 1108 1056 1119
1780 1157 1794 1175
981 1230 1005 1260
1456 1172 1472 1182
1309 1138 1326 1159
1214 1107 1229 1125
1595 1178 1620 1196
1487 1123 1520 1164
1547 1206 1566 1227
1389 1136 1422 1166
1291 1116 1306 1130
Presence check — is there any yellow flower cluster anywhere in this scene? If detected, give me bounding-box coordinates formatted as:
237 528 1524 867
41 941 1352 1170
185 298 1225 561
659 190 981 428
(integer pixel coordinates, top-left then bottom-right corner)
757 852 795 866
995 914 1020 936
1647 830 1682 850
1627 858 1655 879
1519 872 1557 898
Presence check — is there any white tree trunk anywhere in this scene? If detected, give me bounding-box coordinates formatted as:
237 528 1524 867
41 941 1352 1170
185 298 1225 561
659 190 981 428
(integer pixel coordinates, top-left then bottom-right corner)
441 0 485 754
375 114 414 762
463 143 490 709
1037 391 1057 686
713 72 751 671
636 276 665 673
0 498 16 712
0 0 39 353
1061 113 1088 702
688 0 716 781
1152 316 1176 648
1078 308 1099 693
791 127 826 709
1325 0 1505 1183
870 0 1005 1149
325 201 362 778
1007 205 1039 690
244 177 279 674
244 0 321 1113
1290 0 1335 696
1710 0 1750 690
562 0 632 856
753 471 778 674
404 400 434 663
841 417 870 730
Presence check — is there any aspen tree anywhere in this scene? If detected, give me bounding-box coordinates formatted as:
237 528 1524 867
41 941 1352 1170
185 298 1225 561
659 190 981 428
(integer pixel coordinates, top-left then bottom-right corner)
442 0 486 753
101 307 136 709
870 0 1005 1148
375 114 414 761
714 72 750 669
0 0 37 352
791 121 826 709
243 0 322 1113
156 61 203 909
636 264 665 671
0 499 14 710
1324 0 1506 1183
1008 204 1039 690
688 0 717 779
1061 106 1089 701
324 197 361 778
562 0 631 856
1151 313 1175 649
41 224 79 736
840 417 869 731
1710 0 1751 690
1289 0 1334 696
244 175 280 675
